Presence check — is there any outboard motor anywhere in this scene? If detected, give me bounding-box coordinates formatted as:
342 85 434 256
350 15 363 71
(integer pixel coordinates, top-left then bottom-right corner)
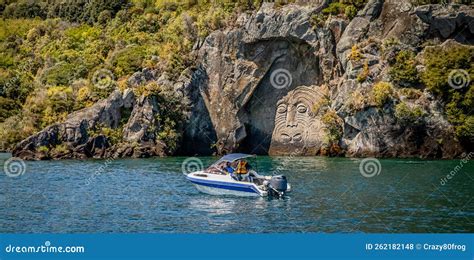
269 175 288 197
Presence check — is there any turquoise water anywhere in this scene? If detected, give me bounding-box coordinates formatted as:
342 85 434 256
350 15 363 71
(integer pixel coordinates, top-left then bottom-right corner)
0 153 473 233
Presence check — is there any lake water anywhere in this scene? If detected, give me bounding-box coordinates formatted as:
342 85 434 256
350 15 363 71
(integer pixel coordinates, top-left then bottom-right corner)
1 153 473 233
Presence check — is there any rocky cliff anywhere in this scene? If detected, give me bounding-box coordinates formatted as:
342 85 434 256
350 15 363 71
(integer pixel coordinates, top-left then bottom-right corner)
12 0 473 160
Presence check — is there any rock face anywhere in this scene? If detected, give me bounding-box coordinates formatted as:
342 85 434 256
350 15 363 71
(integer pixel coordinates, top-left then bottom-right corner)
12 88 168 159
194 3 329 154
172 67 217 156
188 0 470 158
12 1 473 159
13 90 130 159
415 4 474 42
122 95 159 143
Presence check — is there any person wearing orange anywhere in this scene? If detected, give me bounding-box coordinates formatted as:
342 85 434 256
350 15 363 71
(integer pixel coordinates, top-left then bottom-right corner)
235 160 250 181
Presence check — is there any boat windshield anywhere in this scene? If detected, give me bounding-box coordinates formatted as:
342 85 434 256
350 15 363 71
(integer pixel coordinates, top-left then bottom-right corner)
205 154 256 175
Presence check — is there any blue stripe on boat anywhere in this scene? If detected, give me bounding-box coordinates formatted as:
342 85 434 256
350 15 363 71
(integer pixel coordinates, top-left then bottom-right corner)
187 176 260 194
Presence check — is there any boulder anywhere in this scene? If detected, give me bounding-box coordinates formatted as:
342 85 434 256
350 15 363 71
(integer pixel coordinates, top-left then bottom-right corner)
415 4 474 42
123 95 159 143
13 90 132 160
127 68 159 87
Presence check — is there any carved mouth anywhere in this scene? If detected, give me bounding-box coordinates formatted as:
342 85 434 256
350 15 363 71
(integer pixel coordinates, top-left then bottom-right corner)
280 133 303 143
281 134 291 143
293 133 302 142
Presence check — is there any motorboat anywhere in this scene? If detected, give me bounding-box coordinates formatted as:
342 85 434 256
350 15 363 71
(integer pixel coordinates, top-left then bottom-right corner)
186 153 291 197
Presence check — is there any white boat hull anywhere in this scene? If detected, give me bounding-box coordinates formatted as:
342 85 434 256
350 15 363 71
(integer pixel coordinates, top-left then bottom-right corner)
193 183 261 197
186 171 268 197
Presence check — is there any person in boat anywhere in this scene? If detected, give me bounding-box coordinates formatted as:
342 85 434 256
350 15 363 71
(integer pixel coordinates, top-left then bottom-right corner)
212 161 227 174
225 162 235 174
224 162 240 180
235 160 251 182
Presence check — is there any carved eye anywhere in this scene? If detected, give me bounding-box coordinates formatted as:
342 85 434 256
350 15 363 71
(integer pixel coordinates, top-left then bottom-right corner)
296 104 307 113
277 104 287 114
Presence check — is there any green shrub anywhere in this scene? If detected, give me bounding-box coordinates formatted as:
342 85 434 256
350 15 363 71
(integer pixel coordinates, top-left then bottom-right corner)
274 0 296 8
394 102 425 124
357 61 369 83
8 0 130 24
64 24 102 50
422 44 473 144
312 96 330 115
389 50 419 86
344 5 358 20
445 91 474 144
348 45 362 62
322 2 346 16
321 0 366 20
2 1 46 19
454 116 474 141
46 86 74 113
0 96 21 122
322 110 343 144
195 6 227 38
133 82 161 97
310 13 326 28
37 145 50 153
157 117 179 153
0 69 36 103
0 114 35 151
153 86 188 154
54 143 69 153
0 18 42 41
422 45 472 97
38 86 75 127
381 37 400 54
110 46 146 77
89 125 123 145
398 88 422 100
97 10 112 25
371 82 393 107
42 62 88 86
100 127 123 145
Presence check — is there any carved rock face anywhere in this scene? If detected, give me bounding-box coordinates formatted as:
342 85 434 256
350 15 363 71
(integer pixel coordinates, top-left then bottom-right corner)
195 3 327 155
269 86 328 155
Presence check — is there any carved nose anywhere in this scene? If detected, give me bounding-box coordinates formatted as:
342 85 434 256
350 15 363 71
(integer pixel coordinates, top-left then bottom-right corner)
286 109 297 127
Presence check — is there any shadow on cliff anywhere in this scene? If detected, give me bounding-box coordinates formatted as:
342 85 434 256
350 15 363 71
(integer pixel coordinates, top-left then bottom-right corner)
178 67 218 156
